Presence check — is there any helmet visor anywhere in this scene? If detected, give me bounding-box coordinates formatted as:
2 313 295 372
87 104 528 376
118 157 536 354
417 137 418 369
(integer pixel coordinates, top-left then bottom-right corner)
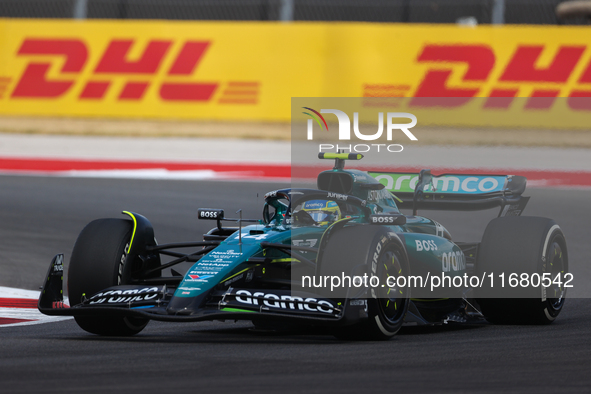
307 210 331 222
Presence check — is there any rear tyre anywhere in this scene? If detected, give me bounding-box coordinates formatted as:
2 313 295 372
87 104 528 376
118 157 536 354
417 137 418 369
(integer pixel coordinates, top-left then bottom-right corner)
68 219 149 336
476 216 568 325
318 226 410 340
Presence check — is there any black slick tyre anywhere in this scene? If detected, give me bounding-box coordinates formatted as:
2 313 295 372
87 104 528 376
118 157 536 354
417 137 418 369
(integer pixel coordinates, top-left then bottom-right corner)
318 225 410 340
476 216 568 325
68 218 149 336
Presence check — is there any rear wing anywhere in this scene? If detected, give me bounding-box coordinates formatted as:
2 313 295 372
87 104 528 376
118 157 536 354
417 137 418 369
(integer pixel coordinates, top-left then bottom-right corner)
368 170 529 217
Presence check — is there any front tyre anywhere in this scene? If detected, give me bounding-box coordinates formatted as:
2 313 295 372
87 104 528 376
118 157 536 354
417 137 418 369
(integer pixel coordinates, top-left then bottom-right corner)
68 218 149 336
363 244 410 340
318 226 410 340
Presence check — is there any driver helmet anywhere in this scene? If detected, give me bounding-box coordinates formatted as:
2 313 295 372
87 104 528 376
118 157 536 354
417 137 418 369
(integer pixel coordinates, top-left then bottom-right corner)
301 200 341 225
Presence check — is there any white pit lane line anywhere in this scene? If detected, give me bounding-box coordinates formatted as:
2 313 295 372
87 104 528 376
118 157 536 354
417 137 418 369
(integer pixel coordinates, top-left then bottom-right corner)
0 286 71 328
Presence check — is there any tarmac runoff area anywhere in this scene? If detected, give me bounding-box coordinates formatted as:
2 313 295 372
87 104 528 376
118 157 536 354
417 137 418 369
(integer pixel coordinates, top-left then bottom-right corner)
0 133 589 187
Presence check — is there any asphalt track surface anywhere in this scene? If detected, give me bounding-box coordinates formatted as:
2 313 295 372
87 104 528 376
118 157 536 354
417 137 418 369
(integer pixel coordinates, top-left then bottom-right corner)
1 175 590 393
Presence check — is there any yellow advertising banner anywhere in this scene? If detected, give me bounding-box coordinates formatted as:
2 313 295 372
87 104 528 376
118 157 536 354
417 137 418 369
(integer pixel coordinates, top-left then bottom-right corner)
1 19 591 126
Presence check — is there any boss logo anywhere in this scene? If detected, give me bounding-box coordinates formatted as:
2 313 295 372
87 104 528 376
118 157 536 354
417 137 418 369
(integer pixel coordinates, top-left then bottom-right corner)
370 214 406 225
198 208 224 220
415 239 438 251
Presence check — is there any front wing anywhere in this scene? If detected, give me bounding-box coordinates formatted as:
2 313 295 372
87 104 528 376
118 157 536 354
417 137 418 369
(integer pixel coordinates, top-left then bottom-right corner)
38 254 368 326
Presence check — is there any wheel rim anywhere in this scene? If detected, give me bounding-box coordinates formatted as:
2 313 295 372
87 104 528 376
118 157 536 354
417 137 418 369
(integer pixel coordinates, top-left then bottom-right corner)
378 249 408 324
546 241 566 311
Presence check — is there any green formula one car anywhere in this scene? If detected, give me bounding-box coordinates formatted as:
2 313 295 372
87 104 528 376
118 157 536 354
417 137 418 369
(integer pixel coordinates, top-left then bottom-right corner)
38 153 568 340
